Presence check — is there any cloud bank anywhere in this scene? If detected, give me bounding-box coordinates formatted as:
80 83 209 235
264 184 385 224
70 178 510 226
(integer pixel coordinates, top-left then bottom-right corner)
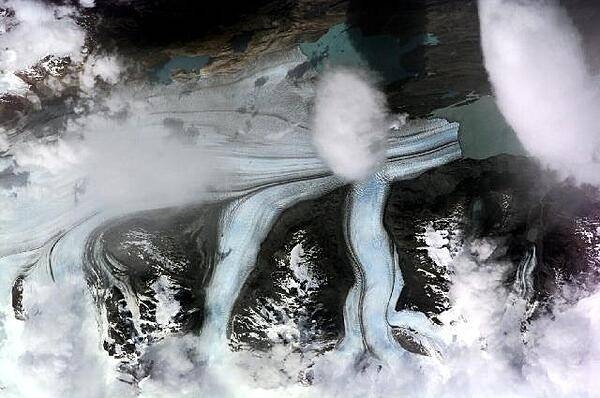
312 69 388 181
0 0 85 73
122 237 600 398
6 91 219 210
2 6 599 395
478 0 600 184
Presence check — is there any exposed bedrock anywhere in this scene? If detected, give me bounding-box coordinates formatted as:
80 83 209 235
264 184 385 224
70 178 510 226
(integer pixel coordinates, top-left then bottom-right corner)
340 132 461 364
64 154 600 381
198 175 342 357
226 154 600 365
82 204 222 378
196 117 462 362
230 186 354 353
385 155 600 321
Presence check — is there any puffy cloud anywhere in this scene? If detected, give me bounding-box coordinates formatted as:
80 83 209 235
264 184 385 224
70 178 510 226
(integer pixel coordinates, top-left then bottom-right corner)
0 274 131 398
312 69 388 181
118 237 600 398
0 0 85 73
478 0 600 184
79 55 123 92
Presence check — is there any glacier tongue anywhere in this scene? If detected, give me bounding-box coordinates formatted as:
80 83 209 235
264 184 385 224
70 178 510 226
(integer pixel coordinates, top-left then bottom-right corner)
0 46 463 394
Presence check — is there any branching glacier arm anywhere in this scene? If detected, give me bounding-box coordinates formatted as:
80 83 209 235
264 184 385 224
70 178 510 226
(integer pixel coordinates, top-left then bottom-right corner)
340 120 461 364
199 175 342 356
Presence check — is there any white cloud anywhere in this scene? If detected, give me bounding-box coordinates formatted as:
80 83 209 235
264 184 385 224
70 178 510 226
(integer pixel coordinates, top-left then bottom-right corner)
119 236 600 398
0 131 8 152
0 0 87 98
0 273 132 398
7 91 220 209
312 69 388 181
1 16 599 395
80 55 122 92
0 0 85 73
79 0 95 8
152 276 180 328
0 72 28 95
478 0 600 184
11 138 82 173
524 290 600 396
